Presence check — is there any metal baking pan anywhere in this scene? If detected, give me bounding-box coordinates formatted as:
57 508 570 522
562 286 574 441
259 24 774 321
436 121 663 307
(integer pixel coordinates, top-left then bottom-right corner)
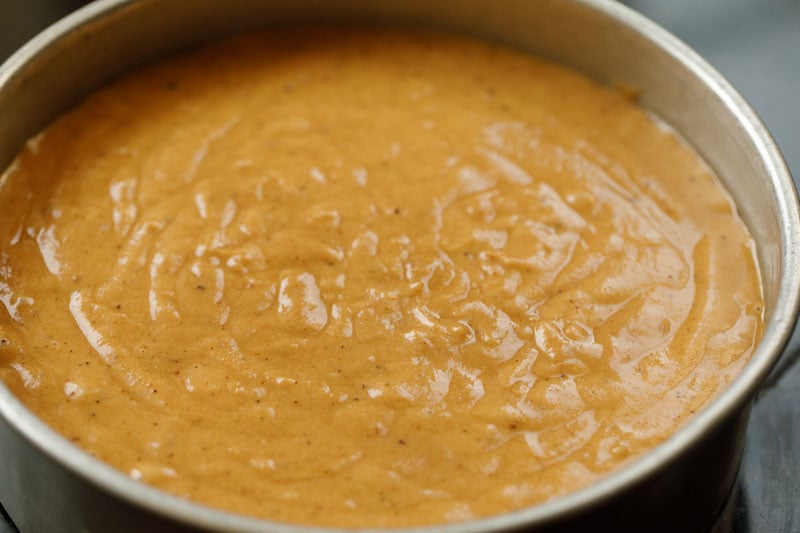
1 0 798 531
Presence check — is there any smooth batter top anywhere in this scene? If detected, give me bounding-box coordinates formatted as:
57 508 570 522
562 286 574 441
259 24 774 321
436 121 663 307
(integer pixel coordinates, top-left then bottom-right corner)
0 28 763 527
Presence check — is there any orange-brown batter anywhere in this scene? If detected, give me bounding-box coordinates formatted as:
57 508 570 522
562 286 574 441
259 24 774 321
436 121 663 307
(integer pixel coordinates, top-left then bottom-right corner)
0 28 763 527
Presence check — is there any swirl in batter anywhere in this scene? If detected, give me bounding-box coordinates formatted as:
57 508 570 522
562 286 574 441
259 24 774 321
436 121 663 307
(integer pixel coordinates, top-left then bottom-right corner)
0 28 762 527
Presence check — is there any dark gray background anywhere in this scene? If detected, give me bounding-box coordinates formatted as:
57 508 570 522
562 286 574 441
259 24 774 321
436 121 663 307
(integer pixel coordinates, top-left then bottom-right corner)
1 1 798 531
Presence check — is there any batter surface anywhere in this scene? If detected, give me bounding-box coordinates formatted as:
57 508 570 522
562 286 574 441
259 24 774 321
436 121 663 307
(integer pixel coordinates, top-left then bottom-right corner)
0 28 763 527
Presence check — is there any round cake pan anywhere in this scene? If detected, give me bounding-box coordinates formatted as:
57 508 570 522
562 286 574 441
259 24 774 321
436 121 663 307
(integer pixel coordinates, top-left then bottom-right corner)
0 1 798 531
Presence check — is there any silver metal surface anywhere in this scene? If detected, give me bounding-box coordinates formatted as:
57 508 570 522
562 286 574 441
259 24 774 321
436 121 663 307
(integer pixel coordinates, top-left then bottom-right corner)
0 0 798 531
